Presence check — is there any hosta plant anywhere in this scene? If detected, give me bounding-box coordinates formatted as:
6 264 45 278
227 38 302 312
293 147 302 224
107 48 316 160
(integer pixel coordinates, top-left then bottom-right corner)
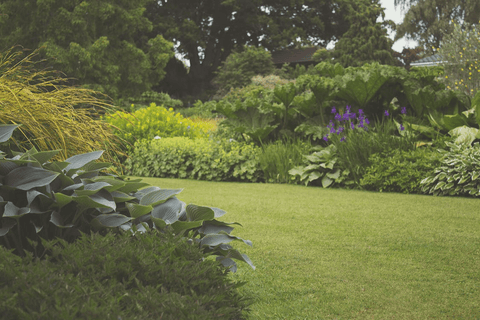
289 144 351 187
420 142 480 197
0 125 254 272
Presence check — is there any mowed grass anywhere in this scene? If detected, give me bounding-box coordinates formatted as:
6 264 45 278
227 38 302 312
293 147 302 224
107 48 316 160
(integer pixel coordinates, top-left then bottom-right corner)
140 177 480 319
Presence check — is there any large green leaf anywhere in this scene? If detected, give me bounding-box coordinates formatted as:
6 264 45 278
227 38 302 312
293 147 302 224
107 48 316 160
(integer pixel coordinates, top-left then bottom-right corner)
198 220 240 235
30 150 61 165
0 124 19 143
186 204 215 222
64 150 104 172
3 202 30 218
126 202 153 219
200 233 252 247
111 191 135 202
139 189 183 206
91 213 132 228
171 220 203 233
0 218 16 236
151 197 183 224
72 189 116 211
4 166 59 190
448 126 479 145
49 211 74 228
74 182 112 196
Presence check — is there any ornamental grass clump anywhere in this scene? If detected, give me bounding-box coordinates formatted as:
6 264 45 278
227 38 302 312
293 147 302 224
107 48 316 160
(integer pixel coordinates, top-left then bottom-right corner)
0 47 124 165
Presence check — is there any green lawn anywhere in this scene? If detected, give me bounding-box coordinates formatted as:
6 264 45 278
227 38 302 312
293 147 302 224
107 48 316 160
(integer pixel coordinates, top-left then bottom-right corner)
140 177 480 319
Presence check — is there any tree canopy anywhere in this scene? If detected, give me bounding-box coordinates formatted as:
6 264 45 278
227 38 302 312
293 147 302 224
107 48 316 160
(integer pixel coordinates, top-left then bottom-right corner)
145 0 352 96
0 0 174 99
394 0 480 54
326 0 398 67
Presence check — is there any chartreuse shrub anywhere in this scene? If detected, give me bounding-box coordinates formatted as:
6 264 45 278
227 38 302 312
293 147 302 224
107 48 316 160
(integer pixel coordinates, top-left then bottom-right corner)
125 137 262 182
360 148 442 194
0 48 124 165
421 142 480 197
104 103 214 145
0 230 251 320
0 125 254 273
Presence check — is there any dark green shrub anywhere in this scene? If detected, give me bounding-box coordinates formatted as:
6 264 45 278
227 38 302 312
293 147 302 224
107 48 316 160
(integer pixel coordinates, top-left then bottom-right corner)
126 137 262 183
421 142 480 197
0 125 254 272
0 230 251 320
360 148 443 194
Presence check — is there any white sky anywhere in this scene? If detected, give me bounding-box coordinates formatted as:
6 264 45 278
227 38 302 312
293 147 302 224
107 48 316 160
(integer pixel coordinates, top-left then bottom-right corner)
378 0 419 52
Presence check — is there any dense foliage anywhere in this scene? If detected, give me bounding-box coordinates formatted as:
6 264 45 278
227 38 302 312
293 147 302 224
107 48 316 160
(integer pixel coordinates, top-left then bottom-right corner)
0 0 174 99
0 125 254 272
421 142 480 197
0 230 251 319
126 137 262 183
360 148 443 193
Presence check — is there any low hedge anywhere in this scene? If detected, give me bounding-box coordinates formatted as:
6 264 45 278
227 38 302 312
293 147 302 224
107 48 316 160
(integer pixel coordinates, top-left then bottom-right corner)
0 230 251 320
125 137 262 182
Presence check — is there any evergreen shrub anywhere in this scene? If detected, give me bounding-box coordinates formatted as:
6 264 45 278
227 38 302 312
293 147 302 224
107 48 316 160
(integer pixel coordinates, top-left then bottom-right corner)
0 230 251 320
126 137 262 182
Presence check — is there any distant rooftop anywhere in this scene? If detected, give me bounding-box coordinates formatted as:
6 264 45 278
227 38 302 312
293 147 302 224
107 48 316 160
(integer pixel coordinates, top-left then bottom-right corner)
271 47 322 65
410 54 446 67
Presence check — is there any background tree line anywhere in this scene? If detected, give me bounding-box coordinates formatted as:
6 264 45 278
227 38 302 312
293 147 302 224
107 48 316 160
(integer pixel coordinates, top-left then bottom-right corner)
0 0 476 102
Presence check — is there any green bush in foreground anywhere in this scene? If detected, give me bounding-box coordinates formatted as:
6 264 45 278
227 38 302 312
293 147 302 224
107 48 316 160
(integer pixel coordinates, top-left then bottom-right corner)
421 142 480 197
0 125 254 272
126 137 262 182
360 147 442 194
0 230 251 320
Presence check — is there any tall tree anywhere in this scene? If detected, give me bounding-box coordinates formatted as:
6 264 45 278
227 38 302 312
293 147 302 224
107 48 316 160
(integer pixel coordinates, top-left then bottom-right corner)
394 0 480 54
145 0 351 97
326 0 398 67
0 0 174 99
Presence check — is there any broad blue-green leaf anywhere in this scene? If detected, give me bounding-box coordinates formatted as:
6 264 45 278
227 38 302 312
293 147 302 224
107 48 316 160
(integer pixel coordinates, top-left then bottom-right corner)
0 124 19 143
139 189 182 206
152 217 167 229
3 202 30 218
212 207 227 218
326 169 340 180
52 193 73 208
91 213 132 228
443 114 468 131
31 150 61 165
198 221 236 235
186 204 215 222
63 183 84 191
31 220 43 233
118 181 150 194
43 161 70 173
74 182 112 196
216 257 237 272
151 197 183 224
200 233 253 247
4 166 59 190
171 220 203 233
73 190 116 211
50 211 74 228
87 176 126 192
64 150 104 172
0 218 16 236
126 203 153 219
224 249 256 270
111 191 135 202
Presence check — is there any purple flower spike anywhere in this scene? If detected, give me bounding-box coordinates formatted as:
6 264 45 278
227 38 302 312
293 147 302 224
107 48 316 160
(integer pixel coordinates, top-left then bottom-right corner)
358 109 364 115
365 118 370 125
384 110 389 117
340 136 346 142
400 124 405 131
350 122 355 130
350 113 356 120
323 135 329 141
330 127 336 134
335 113 341 121
401 107 407 115
346 105 351 113
331 107 336 114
